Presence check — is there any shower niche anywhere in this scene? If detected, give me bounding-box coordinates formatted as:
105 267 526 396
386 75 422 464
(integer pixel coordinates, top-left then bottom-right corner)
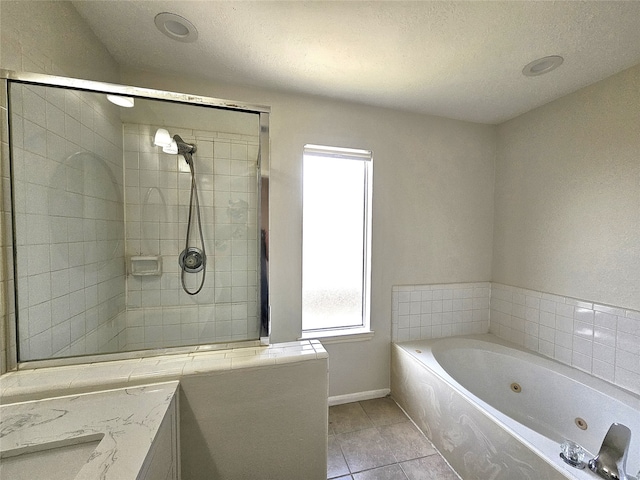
3 71 270 363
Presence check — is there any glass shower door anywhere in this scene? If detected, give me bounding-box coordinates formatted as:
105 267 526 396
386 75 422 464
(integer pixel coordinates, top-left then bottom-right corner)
6 74 269 363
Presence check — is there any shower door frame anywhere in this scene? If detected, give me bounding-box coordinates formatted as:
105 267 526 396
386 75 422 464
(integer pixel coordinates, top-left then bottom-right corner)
1 69 271 369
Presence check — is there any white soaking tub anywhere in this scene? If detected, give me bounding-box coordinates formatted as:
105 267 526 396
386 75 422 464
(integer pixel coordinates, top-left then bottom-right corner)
391 334 640 480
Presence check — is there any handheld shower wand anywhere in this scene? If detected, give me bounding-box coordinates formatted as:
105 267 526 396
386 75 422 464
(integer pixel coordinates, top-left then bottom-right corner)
154 129 206 295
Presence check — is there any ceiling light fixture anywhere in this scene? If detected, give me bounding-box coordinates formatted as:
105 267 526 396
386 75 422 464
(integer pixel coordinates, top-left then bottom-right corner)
522 55 564 77
106 94 134 108
154 12 198 43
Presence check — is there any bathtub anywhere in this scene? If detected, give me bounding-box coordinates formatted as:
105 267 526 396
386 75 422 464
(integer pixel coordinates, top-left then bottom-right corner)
391 334 640 480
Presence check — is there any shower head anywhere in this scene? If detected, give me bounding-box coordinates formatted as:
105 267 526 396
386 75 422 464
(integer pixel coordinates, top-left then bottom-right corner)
173 134 197 155
154 128 197 160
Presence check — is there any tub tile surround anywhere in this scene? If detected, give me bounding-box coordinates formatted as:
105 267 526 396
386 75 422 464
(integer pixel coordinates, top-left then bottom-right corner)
0 381 179 480
0 339 327 404
490 283 640 396
392 282 640 396
391 282 491 343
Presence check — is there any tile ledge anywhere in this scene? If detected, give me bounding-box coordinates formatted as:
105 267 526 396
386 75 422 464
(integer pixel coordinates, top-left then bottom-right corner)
1 341 328 403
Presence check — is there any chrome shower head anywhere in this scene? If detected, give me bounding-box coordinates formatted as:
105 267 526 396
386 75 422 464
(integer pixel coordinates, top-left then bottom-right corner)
173 134 197 155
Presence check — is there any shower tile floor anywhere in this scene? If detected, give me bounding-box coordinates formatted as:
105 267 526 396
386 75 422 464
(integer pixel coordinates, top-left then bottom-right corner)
328 397 460 480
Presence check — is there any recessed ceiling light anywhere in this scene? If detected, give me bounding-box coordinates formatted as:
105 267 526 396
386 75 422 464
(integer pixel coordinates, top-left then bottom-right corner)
106 95 135 108
154 12 198 43
522 55 564 77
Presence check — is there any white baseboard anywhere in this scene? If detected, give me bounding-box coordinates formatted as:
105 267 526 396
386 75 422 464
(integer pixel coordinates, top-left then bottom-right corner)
328 388 390 406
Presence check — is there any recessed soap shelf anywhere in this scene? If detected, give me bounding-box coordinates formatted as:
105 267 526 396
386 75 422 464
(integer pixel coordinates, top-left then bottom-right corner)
129 256 162 276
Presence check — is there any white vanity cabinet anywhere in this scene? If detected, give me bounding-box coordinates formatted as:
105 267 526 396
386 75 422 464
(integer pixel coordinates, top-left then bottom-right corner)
138 395 179 480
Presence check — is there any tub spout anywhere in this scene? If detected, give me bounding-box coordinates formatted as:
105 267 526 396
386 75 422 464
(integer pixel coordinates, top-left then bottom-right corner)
589 423 632 480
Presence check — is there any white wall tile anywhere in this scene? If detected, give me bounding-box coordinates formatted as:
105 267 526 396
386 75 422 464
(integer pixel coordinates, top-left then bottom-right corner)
594 311 617 328
555 315 573 333
491 282 640 395
120 124 260 349
618 315 640 335
574 307 595 324
592 359 615 383
616 332 640 355
573 321 593 339
392 282 491 342
593 342 615 364
572 351 592 373
554 345 572 364
593 304 625 316
615 367 640 395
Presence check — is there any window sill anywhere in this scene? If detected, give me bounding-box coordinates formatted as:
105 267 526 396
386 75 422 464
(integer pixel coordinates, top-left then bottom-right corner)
299 329 375 344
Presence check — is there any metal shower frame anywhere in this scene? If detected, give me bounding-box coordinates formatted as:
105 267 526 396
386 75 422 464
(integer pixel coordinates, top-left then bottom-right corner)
1 69 271 369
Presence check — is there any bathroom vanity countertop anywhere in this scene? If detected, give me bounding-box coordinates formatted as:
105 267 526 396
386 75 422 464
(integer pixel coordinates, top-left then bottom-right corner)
0 340 328 403
0 381 179 480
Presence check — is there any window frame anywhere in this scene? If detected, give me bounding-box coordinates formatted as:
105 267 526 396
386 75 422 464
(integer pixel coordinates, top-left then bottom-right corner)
300 144 373 341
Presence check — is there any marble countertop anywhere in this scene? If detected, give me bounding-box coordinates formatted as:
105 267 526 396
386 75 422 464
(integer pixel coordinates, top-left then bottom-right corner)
0 381 179 480
1 340 328 404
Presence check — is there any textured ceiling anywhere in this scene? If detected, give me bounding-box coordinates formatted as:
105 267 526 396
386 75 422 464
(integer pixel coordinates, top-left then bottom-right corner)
72 1 640 124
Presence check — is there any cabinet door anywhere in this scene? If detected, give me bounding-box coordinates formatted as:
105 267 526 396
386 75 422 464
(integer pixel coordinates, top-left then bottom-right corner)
139 397 179 480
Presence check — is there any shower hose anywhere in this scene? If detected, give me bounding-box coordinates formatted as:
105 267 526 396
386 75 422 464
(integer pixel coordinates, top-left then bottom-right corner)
182 153 207 295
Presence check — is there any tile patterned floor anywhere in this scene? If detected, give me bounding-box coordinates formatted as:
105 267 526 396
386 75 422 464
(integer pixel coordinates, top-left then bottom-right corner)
328 397 460 480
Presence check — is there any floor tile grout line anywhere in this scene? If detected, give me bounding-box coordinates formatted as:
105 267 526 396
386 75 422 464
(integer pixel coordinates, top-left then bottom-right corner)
329 397 461 480
335 423 440 477
335 454 443 480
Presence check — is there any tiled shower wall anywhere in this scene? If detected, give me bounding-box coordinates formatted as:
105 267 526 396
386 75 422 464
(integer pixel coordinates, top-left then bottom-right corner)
391 282 491 342
9 84 126 360
490 283 640 395
123 124 259 350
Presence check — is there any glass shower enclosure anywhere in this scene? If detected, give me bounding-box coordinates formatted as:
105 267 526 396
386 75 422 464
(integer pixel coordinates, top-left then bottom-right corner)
2 70 270 364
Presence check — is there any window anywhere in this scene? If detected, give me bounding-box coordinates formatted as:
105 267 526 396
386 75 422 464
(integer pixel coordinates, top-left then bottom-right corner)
302 144 372 337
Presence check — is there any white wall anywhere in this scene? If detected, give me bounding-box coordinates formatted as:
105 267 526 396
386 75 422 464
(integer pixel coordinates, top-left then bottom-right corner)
493 64 640 311
3 1 635 401
121 68 497 396
0 0 497 390
0 1 120 82
0 1 496 398
492 64 640 395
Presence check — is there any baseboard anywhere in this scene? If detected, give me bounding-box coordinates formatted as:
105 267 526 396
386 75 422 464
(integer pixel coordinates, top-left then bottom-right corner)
328 388 390 406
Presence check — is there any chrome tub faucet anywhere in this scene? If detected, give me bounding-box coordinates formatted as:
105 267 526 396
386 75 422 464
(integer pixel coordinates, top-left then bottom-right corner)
589 423 632 480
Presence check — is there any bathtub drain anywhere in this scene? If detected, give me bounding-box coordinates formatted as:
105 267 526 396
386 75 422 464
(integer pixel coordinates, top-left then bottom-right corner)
510 382 522 393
